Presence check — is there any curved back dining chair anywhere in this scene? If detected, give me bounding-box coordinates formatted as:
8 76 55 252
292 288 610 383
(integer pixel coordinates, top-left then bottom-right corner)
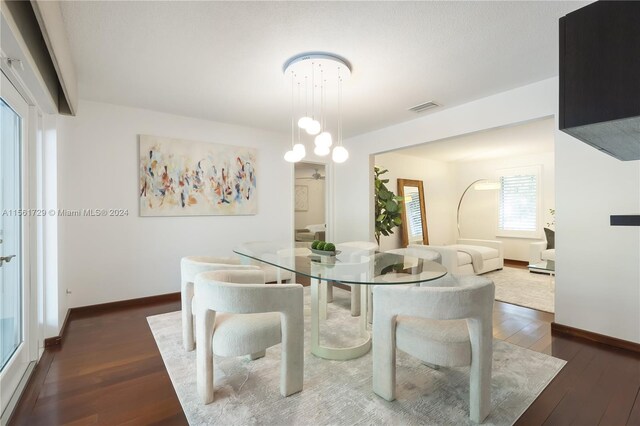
385 247 442 264
235 241 295 283
180 256 260 351
334 241 378 316
194 269 304 404
372 274 495 423
384 247 443 286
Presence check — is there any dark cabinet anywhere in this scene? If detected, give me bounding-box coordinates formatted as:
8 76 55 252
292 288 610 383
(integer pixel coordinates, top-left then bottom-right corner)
559 1 640 160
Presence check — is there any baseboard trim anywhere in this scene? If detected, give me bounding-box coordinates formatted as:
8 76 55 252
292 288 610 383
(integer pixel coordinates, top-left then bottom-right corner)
43 292 181 347
71 291 181 314
551 322 640 353
44 308 70 348
504 259 529 267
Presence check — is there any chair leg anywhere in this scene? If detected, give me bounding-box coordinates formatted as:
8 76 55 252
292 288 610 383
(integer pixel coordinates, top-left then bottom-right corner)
196 309 217 404
250 350 266 360
372 307 396 401
350 285 361 316
181 281 195 351
280 298 304 397
468 321 492 423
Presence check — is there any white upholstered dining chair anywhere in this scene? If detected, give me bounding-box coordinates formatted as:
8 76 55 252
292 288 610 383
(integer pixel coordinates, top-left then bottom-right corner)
372 274 495 423
334 241 378 316
194 269 304 404
180 256 260 351
235 241 295 283
385 247 441 264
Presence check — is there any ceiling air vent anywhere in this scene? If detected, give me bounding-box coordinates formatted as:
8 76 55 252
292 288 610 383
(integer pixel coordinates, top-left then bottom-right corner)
408 101 440 113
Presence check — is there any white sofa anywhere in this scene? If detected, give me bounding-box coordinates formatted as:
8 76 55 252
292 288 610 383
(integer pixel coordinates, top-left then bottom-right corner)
408 239 503 276
530 241 555 263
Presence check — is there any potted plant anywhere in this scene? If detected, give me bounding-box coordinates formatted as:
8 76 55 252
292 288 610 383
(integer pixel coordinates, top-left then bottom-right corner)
546 208 555 228
374 166 403 245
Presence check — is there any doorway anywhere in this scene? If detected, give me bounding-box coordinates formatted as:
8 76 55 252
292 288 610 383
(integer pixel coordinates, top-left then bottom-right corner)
294 162 327 242
372 117 556 314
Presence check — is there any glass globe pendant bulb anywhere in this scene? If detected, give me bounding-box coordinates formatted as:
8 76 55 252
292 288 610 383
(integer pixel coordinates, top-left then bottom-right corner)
332 146 349 163
314 131 333 148
284 150 301 163
293 143 306 158
314 145 330 157
297 116 312 129
305 120 321 135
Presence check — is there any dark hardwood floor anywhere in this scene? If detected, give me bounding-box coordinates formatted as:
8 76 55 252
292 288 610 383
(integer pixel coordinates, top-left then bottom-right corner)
9 301 188 426
9 295 640 425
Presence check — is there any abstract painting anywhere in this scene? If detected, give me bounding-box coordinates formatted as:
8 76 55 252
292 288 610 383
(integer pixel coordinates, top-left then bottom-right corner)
139 135 257 216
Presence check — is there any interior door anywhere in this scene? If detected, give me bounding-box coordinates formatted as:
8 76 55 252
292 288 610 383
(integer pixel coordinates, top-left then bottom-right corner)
0 71 29 416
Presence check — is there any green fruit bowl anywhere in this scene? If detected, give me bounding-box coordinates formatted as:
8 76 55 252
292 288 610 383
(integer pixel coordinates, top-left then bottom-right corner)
310 248 341 257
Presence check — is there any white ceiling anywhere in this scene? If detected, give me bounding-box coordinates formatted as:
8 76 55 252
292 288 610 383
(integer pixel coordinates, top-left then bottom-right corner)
59 1 588 138
396 116 555 162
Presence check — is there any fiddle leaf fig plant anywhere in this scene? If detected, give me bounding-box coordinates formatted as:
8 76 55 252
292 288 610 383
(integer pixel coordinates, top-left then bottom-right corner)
374 166 403 244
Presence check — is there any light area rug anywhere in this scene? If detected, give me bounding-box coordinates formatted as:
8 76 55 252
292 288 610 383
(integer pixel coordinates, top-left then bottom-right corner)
148 287 565 426
484 267 555 313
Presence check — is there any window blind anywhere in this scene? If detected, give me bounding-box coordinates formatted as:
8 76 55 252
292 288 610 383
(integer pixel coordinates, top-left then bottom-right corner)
404 187 423 240
498 174 537 232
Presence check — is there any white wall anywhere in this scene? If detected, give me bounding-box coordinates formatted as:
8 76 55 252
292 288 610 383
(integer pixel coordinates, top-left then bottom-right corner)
555 131 640 343
294 168 325 229
454 152 555 261
373 152 456 251
57 100 292 308
335 77 640 343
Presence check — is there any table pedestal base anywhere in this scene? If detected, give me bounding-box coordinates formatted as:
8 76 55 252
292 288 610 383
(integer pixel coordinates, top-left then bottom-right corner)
310 278 371 360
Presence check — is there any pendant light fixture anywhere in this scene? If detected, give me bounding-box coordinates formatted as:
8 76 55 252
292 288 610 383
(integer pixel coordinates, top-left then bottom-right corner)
315 78 333 149
297 76 312 131
283 53 350 163
332 69 348 163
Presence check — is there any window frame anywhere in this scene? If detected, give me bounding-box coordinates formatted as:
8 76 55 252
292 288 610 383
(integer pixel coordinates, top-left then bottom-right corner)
495 165 543 239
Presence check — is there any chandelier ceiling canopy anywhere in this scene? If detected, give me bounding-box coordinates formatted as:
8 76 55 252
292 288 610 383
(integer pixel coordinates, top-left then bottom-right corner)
283 52 351 163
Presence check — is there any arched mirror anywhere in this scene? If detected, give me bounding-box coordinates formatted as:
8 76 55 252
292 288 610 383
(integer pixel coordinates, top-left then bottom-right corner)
397 179 429 247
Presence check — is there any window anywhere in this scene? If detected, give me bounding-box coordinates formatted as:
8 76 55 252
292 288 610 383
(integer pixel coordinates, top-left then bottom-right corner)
404 186 424 242
497 166 541 237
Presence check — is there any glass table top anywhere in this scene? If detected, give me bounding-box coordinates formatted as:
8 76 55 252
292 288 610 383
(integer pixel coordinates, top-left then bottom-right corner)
234 241 447 285
528 260 556 272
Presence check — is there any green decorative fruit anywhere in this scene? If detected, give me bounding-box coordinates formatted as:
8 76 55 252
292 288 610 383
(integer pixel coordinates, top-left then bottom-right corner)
316 242 326 250
311 240 320 249
324 243 336 252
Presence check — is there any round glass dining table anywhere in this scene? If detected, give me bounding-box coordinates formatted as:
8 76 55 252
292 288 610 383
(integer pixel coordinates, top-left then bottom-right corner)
234 241 447 360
